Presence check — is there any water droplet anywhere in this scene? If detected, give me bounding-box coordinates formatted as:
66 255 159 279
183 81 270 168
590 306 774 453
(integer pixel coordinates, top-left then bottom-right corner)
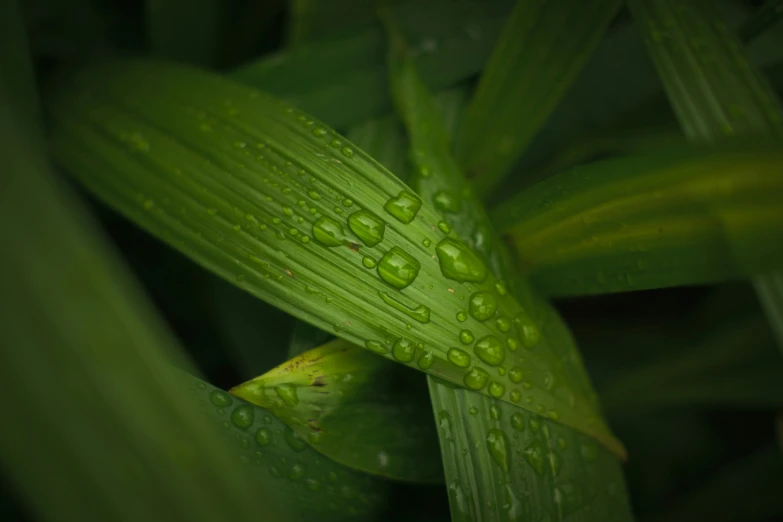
379 291 430 323
422 238 432 247
384 191 422 224
510 390 521 403
469 406 478 415
287 463 306 481
330 138 342 148
447 347 471 367
469 291 497 321
283 206 294 217
392 338 416 363
377 247 420 289
529 418 540 431
312 128 327 138
474 335 505 366
433 191 461 213
486 429 510 473
495 282 508 296
343 198 354 207
417 351 434 369
464 367 489 390
231 404 255 429
547 410 560 420
300 235 311 243
513 318 539 351
196 382 207 390
438 221 451 233
284 428 308 452
210 390 233 407
348 210 385 247
305 478 322 491
365 340 390 354
506 338 518 351
489 381 505 398
523 441 546 475
489 404 500 420
459 329 474 345
307 190 321 201
511 413 525 431
496 317 511 332
456 311 468 322
362 256 377 268
312 216 345 247
341 146 354 158
436 238 488 283
255 428 272 447
275 383 299 406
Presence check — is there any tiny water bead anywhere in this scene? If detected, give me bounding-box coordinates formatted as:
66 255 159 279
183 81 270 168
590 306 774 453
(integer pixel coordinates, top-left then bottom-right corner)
474 335 506 366
510 390 521 403
417 351 435 369
255 428 272 447
459 329 474 345
486 429 510 473
366 340 390 354
341 146 355 158
312 216 345 247
210 390 233 407
523 441 546 476
488 382 505 398
469 292 497 321
362 256 377 269
348 210 385 247
384 191 422 224
463 367 490 390
433 191 461 213
392 338 416 363
422 238 431 247
275 383 299 406
496 316 511 333
231 404 255 430
506 338 518 351
288 464 306 481
377 247 421 289
489 404 500 420
447 347 471 368
307 190 321 200
437 221 451 233
312 127 328 138
456 311 468 322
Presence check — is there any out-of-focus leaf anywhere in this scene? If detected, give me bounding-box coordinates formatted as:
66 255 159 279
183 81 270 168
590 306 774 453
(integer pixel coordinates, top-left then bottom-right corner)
185 372 389 517
286 0 379 48
492 142 783 297
647 448 783 522
232 340 442 482
601 314 783 410
455 0 622 200
231 0 515 129
738 0 783 44
1 0 39 125
146 0 227 67
287 319 332 358
382 15 632 520
629 0 783 352
346 112 410 182
47 60 625 453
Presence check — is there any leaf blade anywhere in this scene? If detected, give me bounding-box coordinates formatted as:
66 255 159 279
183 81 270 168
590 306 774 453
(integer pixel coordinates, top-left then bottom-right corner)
456 0 623 200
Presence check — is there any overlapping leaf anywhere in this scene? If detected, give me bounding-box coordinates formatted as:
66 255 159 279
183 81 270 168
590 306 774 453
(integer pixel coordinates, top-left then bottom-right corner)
47 59 623 455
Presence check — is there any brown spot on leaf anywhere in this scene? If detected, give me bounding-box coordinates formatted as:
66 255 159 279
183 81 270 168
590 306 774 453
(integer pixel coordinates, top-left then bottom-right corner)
348 242 361 252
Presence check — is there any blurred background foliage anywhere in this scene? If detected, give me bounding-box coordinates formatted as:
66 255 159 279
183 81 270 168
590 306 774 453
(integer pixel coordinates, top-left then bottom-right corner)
2 0 783 521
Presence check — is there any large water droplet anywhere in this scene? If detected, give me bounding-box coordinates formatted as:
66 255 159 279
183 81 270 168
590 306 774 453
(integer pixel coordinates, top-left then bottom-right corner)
392 338 416 362
231 404 255 429
417 351 435 369
255 427 272 447
275 383 299 406
474 335 505 366
469 291 497 321
210 390 233 407
384 191 421 224
348 210 385 247
377 247 420 289
523 441 547 475
515 311 541 348
489 381 505 398
463 367 489 390
486 429 510 473
447 347 471 367
284 428 308 452
312 216 345 247
435 238 487 283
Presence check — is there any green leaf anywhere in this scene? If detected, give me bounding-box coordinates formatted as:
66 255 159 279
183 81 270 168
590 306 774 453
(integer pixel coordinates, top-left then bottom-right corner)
230 0 515 129
600 314 783 410
286 0 379 48
628 0 783 352
0 0 39 126
231 339 442 482
184 372 390 518
491 142 783 297
738 0 783 44
146 0 226 67
46 59 623 455
381 15 632 520
455 0 623 200
288 319 333 358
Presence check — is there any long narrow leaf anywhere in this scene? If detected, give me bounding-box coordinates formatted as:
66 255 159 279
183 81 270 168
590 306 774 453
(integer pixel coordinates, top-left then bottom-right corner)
231 0 515 129
738 0 783 44
47 59 623 455
232 340 442 482
456 0 622 200
492 142 783 297
628 0 783 350
381 14 633 520
146 0 225 67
